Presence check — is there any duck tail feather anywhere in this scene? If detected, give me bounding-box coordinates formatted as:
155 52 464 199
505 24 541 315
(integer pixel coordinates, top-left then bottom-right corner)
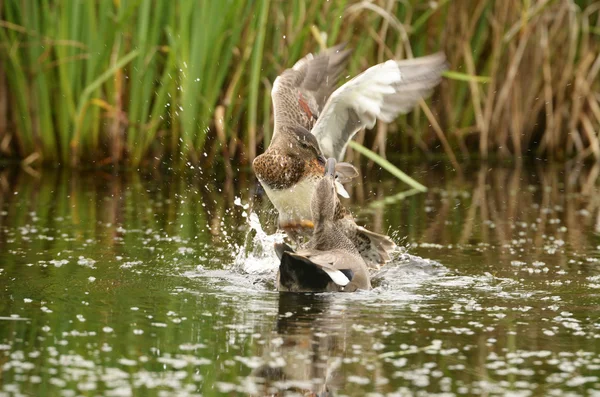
321 268 351 286
274 242 294 260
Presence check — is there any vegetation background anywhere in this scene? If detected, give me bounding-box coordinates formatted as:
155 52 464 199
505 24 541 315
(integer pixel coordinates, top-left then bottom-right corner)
1 0 599 169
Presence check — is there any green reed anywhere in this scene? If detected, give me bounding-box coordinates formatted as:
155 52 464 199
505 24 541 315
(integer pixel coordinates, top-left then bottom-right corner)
0 0 599 168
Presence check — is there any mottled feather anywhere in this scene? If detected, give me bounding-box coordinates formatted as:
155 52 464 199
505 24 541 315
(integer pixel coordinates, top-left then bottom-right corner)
271 43 352 136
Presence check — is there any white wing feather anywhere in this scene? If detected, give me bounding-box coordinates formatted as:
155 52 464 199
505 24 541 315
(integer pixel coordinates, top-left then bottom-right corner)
321 268 350 286
312 53 447 160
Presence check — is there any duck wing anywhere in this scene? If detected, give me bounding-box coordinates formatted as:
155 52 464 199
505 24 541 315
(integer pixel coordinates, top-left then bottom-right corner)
354 225 397 268
311 53 448 160
335 217 396 269
271 44 352 137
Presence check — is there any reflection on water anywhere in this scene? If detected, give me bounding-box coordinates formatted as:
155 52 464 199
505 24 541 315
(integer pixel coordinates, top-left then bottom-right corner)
0 161 599 396
245 294 347 396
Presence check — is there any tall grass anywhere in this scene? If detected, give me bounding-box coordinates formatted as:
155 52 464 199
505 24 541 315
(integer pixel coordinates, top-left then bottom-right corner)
0 0 599 167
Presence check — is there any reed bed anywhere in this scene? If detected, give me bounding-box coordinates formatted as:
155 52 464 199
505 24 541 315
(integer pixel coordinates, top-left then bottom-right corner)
0 0 599 167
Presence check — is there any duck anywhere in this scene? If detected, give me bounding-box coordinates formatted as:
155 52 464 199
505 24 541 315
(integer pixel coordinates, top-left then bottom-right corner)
252 44 447 267
275 158 371 292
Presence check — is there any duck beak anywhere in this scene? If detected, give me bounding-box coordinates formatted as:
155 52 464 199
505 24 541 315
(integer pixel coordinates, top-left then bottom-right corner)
324 157 336 177
325 157 350 198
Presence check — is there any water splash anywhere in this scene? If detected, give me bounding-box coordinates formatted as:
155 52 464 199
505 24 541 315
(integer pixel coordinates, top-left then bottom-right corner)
233 212 285 275
189 197 449 295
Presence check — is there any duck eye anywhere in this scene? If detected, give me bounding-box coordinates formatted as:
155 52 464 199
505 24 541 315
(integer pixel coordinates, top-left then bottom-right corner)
298 138 310 148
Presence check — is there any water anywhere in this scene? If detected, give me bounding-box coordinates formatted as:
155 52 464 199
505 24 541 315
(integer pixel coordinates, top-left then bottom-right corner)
0 162 599 396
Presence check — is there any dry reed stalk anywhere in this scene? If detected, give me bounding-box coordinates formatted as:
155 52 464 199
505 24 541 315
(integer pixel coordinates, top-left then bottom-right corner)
419 99 461 173
574 51 600 160
510 80 523 157
557 5 579 156
587 95 600 128
582 3 600 56
538 4 568 146
460 0 489 155
373 123 388 159
568 52 596 155
377 0 394 63
491 28 531 140
371 0 395 159
580 114 600 160
503 0 552 43
404 124 431 153
582 163 600 196
540 24 555 155
481 1 513 153
519 31 545 147
346 1 413 57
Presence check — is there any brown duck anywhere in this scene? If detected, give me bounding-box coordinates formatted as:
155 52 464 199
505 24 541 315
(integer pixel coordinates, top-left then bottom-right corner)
253 44 447 267
275 158 371 292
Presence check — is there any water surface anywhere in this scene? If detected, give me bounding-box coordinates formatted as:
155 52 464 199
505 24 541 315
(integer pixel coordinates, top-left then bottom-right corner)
1 162 599 396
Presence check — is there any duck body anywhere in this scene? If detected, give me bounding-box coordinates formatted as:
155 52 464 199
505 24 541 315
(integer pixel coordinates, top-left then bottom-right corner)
275 159 371 293
253 44 447 267
253 125 326 230
253 125 395 267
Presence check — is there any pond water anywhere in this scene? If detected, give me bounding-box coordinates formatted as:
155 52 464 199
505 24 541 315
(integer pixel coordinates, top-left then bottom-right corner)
0 161 599 396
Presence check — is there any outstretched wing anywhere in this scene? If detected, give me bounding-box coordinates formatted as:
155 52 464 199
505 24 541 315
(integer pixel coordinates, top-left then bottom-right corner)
311 53 448 160
271 44 352 137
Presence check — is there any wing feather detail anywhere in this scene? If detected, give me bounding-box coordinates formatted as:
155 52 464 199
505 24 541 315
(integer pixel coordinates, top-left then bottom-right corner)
312 53 448 160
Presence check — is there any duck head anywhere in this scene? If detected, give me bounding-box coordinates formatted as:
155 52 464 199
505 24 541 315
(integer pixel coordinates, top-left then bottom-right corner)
269 125 326 164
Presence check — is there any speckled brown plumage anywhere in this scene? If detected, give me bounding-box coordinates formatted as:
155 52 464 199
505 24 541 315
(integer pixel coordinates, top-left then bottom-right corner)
252 151 306 190
333 198 350 221
253 44 350 193
271 44 351 134
253 125 326 190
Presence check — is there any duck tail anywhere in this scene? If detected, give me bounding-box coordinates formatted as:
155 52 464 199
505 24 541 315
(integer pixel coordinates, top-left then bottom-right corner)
274 242 294 260
278 251 333 292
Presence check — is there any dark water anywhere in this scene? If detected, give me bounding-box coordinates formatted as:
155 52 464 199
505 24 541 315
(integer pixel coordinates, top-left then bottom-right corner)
1 162 599 396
